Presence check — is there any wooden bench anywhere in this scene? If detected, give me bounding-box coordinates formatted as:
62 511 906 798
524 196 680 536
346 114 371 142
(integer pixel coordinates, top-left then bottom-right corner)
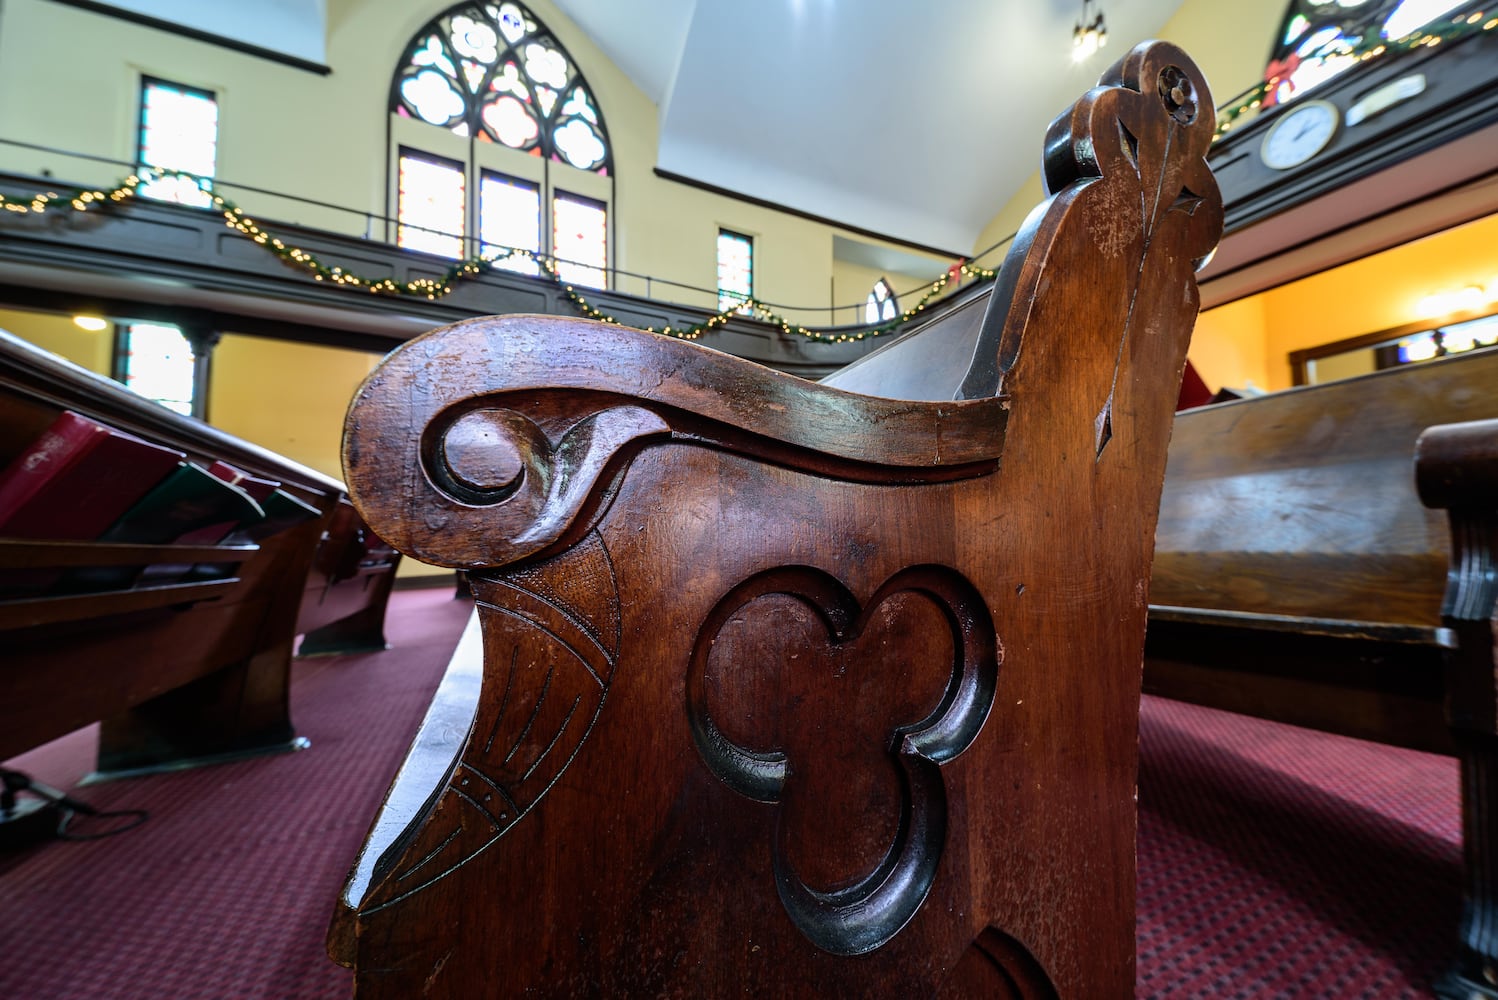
1144 349 1498 1000
0 330 400 778
328 42 1222 997
296 498 400 656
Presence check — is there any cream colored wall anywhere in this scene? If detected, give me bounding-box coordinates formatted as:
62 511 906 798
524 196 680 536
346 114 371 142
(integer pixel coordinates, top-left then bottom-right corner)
206 334 378 481
829 261 947 329
971 0 1286 259
0 309 114 375
968 0 1288 386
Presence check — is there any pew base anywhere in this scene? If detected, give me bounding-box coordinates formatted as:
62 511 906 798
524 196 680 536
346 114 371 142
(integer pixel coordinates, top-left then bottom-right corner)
1144 613 1456 756
82 735 311 785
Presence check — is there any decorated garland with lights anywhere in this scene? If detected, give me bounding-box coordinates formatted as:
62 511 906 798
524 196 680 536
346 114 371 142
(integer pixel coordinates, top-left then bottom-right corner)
0 167 996 343
1213 7 1497 141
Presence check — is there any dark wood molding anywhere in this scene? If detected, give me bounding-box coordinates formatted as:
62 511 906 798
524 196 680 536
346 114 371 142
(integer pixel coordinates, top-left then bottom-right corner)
652 167 964 262
43 0 333 76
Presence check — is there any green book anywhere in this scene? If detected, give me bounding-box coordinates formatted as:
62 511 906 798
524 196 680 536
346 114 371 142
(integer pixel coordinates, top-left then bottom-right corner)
59 463 264 592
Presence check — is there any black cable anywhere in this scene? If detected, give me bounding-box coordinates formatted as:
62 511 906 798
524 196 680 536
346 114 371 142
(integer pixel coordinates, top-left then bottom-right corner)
0 768 148 842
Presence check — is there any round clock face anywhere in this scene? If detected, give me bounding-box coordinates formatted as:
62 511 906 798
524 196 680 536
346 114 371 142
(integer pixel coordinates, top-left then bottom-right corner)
1260 100 1340 170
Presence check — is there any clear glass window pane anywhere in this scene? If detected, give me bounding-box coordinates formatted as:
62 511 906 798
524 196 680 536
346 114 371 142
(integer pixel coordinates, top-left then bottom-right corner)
717 231 753 313
480 173 541 276
553 193 607 289
398 153 466 259
123 323 196 415
138 80 217 207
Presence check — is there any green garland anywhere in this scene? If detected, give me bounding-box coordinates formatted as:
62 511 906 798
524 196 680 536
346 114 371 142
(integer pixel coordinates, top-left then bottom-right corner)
0 166 994 343
1213 7 1497 141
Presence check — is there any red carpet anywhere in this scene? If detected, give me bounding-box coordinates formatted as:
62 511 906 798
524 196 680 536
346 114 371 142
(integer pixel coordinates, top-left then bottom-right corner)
0 587 473 1000
0 589 1465 998
1137 697 1461 998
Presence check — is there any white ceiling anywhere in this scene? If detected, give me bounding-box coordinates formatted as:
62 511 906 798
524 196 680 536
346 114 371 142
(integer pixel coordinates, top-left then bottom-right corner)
554 0 1189 254
93 0 329 64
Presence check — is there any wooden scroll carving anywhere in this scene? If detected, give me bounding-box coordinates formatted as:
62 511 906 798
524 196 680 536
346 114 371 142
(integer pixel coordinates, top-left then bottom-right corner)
331 41 1220 998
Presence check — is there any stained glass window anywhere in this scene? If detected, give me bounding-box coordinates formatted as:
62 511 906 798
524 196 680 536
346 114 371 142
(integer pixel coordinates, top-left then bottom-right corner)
393 2 611 175
865 279 898 324
1266 0 1470 106
717 230 753 313
553 192 607 288
397 151 466 259
480 172 541 275
118 323 197 416
138 79 218 207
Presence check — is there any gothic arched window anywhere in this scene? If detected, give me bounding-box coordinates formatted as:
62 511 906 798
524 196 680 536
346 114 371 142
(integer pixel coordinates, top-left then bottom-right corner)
393 2 611 173
865 278 898 324
390 2 612 287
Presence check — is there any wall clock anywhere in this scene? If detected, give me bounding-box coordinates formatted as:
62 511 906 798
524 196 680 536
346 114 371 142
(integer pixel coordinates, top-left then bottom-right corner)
1259 99 1340 170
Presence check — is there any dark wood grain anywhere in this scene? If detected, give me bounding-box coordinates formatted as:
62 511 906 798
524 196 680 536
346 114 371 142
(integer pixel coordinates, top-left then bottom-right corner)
1417 418 1498 999
331 41 1221 998
1145 368 1498 1000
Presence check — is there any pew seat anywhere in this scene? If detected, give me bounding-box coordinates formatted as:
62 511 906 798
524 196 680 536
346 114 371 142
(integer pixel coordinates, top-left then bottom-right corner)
1145 350 1498 1000
328 42 1222 997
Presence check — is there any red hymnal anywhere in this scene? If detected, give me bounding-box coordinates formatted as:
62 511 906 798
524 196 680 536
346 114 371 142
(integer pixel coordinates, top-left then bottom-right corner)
0 410 185 541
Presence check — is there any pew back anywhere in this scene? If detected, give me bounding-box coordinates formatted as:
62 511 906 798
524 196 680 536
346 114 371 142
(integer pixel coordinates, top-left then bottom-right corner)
1152 347 1498 630
330 41 1222 998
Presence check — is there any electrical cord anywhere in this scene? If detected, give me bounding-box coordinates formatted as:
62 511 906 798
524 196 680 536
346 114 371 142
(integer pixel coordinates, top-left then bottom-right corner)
1 768 148 842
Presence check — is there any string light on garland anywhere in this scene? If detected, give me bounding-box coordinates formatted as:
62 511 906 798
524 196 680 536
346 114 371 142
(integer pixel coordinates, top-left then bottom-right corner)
0 164 1004 344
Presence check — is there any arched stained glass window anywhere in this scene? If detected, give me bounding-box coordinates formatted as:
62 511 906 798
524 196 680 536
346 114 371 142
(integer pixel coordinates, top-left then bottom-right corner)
865 279 897 324
1266 0 1470 106
393 2 611 175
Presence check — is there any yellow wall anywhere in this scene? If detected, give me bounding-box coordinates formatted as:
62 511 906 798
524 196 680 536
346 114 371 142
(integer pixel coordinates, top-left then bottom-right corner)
1258 212 1498 388
968 0 1286 268
0 309 114 375
1188 295 1271 393
206 334 379 480
1187 211 1498 391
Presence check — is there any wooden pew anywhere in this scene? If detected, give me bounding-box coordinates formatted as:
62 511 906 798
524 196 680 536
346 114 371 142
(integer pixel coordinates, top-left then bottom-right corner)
0 331 398 778
296 498 400 656
1144 350 1498 1000
328 42 1222 997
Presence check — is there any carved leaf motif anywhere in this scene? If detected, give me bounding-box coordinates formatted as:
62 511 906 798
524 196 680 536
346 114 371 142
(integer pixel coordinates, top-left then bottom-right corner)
363 533 619 912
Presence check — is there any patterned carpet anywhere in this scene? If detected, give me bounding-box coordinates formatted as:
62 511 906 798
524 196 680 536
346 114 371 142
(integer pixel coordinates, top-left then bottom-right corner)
0 588 1464 998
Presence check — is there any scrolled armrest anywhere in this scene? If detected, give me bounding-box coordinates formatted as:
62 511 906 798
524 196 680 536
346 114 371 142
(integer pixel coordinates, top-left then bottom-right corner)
342 314 1008 570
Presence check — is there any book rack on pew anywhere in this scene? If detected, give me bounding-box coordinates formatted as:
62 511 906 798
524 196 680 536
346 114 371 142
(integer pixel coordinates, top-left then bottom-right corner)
0 329 400 781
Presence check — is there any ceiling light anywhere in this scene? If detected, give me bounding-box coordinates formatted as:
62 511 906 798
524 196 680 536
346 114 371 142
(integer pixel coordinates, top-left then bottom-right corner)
72 315 108 331
1073 0 1108 62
